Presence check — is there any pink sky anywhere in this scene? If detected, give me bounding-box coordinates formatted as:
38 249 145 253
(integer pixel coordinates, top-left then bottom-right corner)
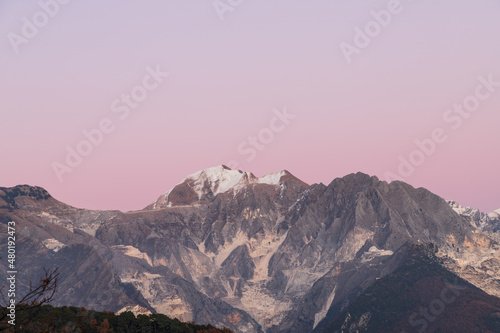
1 1 499 212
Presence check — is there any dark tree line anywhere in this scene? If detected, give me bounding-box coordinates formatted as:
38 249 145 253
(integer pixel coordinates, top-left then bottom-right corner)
0 268 232 332
1 305 233 332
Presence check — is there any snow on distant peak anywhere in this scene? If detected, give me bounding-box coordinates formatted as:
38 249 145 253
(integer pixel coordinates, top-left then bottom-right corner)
257 170 288 185
152 166 298 209
185 165 254 199
488 208 500 219
447 200 499 228
185 166 293 197
447 200 481 217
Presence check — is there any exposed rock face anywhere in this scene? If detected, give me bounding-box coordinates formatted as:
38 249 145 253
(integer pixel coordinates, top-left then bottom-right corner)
444 200 500 299
485 209 500 233
313 243 500 333
448 200 500 230
222 244 255 280
149 165 307 209
1 168 499 333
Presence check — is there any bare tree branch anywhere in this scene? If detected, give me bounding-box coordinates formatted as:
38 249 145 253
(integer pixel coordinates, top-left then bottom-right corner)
0 267 59 331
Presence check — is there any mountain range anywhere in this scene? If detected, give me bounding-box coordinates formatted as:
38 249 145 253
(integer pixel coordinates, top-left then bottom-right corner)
1 165 499 332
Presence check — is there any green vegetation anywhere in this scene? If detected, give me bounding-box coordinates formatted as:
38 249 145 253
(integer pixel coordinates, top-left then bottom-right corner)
0 304 232 333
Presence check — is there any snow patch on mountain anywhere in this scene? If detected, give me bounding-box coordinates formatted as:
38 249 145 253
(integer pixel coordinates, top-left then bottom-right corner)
187 166 251 199
448 200 482 218
257 170 288 185
184 166 290 197
154 165 297 209
447 200 499 228
489 208 500 219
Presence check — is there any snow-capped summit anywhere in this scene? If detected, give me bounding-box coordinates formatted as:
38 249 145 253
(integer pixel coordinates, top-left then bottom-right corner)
448 200 482 220
183 165 255 198
447 200 500 228
151 165 306 209
488 208 500 219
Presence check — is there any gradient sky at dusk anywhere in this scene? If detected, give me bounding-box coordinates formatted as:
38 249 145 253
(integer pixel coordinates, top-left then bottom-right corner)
1 0 499 212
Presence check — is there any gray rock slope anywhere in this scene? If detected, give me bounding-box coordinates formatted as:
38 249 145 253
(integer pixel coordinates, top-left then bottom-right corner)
0 166 498 332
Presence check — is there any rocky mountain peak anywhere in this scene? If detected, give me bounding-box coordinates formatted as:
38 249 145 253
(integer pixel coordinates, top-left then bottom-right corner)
0 185 51 199
0 185 52 209
327 172 379 190
151 165 308 209
447 200 500 228
489 208 500 219
2 170 500 333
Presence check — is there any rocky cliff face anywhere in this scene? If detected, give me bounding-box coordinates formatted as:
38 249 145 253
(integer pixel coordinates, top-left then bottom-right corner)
443 200 500 299
448 200 500 230
1 167 499 333
313 243 500 333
